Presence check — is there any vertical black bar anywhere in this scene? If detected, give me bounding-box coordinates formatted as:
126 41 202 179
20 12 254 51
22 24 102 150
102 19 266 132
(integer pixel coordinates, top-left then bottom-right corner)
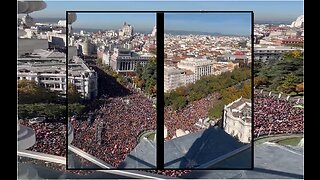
156 12 164 169
66 10 69 170
251 11 254 169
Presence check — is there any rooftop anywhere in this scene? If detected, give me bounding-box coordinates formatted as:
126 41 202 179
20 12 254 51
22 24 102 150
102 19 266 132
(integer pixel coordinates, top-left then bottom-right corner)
182 142 303 179
164 126 250 169
164 66 185 75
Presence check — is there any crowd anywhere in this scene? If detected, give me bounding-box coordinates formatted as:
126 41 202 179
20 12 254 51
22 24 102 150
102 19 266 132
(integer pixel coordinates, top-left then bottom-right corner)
71 87 156 167
164 93 219 140
254 92 304 137
19 119 66 157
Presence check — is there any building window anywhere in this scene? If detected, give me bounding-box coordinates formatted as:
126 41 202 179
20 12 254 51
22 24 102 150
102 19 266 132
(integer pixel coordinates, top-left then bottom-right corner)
55 84 60 88
46 84 54 88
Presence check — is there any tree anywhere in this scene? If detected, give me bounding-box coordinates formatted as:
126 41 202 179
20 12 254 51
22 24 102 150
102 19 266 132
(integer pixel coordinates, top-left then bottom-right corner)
208 101 225 119
68 81 81 103
164 93 172 106
137 79 145 89
277 73 300 94
136 63 143 78
18 103 67 120
295 82 304 93
172 96 187 110
254 76 268 87
18 80 59 104
283 50 302 59
68 103 85 117
175 86 188 96
257 54 303 92
146 78 156 95
164 66 251 108
139 58 157 95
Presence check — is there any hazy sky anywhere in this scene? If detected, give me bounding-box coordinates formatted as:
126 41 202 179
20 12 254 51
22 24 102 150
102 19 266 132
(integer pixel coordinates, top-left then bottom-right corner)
26 1 303 30
165 13 251 36
72 13 156 32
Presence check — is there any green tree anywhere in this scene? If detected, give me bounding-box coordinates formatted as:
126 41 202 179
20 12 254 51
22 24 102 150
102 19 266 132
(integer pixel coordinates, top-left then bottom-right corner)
277 73 300 94
68 103 85 117
68 81 81 103
139 58 157 95
18 80 59 104
18 103 66 119
254 76 268 87
208 101 225 119
257 54 303 92
283 50 302 59
164 66 251 108
172 96 187 110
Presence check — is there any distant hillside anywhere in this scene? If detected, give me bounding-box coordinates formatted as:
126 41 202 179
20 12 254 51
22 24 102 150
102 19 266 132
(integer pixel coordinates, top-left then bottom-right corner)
254 19 293 25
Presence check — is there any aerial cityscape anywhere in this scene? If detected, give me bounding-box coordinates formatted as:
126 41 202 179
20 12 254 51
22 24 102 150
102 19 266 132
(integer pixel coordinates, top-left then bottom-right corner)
163 13 252 169
67 13 157 169
17 0 304 179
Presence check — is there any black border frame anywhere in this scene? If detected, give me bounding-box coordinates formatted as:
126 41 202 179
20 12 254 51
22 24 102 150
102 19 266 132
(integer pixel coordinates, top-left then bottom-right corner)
66 11 159 170
161 11 254 171
66 10 254 171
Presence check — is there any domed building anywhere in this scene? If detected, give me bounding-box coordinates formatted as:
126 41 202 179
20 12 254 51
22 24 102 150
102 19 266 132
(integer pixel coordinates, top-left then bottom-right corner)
291 15 304 28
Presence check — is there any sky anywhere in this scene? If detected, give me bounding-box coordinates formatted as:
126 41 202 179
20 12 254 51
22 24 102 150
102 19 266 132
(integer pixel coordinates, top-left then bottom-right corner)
24 1 303 30
72 13 156 32
165 13 251 36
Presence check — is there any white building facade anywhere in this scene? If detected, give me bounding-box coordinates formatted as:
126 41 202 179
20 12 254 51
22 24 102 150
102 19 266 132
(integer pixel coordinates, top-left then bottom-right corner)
164 66 186 92
110 48 152 73
68 56 98 100
177 58 215 81
18 49 98 100
223 97 252 143
254 46 302 61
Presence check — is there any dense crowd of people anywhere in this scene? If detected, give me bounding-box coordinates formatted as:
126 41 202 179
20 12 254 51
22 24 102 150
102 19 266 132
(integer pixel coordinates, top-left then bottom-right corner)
254 92 304 137
18 61 304 178
19 119 66 157
71 86 156 168
164 93 219 140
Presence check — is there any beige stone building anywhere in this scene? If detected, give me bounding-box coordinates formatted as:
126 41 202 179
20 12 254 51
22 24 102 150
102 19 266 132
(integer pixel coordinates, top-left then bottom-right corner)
223 97 252 143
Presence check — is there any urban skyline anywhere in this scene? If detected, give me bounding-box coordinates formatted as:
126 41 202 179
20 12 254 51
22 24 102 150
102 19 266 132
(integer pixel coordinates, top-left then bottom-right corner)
23 1 303 30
